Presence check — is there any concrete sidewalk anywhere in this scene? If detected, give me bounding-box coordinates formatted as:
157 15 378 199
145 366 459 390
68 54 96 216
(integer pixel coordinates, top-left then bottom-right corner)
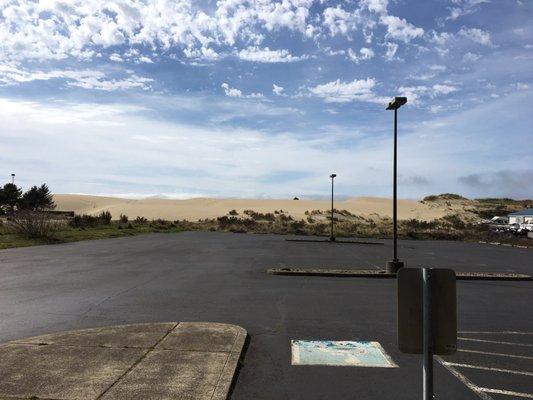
0 322 247 400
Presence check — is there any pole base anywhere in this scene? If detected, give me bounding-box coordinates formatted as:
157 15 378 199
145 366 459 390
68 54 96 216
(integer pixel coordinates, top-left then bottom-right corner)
386 260 404 274
329 237 336 242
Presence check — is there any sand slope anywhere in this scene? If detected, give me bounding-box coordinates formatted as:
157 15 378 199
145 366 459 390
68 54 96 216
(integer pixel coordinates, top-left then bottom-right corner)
53 194 450 221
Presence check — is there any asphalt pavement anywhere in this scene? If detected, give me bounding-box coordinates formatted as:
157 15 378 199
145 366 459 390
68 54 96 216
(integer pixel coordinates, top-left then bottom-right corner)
0 232 531 399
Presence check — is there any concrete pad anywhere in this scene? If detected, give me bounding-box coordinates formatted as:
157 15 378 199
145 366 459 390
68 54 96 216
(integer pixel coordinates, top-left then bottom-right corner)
0 344 145 400
101 350 229 400
159 322 247 353
0 322 246 400
11 322 177 348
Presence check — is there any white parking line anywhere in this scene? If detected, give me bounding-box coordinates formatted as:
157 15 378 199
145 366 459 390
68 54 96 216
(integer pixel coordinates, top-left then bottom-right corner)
458 349 533 360
436 356 494 400
458 337 533 347
479 388 533 398
443 362 533 377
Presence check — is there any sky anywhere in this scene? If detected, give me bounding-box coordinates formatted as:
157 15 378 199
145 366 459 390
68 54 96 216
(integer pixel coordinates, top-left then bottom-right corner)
0 0 532 200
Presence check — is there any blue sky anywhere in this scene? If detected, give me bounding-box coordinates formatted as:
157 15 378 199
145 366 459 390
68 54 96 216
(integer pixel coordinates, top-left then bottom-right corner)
0 0 532 199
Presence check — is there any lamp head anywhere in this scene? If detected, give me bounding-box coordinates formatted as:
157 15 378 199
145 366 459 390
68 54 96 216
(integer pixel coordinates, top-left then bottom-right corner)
386 97 407 110
330 174 337 178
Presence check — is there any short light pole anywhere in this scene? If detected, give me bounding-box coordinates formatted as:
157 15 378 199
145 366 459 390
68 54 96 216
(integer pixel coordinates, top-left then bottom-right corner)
385 97 407 274
329 174 336 241
11 173 15 184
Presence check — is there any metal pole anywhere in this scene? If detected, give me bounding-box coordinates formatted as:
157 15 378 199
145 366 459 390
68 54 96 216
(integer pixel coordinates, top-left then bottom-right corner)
11 174 15 184
331 176 334 240
393 108 398 262
423 268 433 400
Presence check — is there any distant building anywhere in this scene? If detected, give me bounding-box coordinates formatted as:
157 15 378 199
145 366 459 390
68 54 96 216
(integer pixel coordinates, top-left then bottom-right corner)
508 209 533 224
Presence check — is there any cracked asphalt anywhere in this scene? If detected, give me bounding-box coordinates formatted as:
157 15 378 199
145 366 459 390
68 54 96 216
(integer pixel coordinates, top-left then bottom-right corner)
0 232 531 399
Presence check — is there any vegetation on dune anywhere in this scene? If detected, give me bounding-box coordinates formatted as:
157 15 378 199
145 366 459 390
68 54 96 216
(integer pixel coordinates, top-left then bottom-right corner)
422 193 468 202
1 191 531 249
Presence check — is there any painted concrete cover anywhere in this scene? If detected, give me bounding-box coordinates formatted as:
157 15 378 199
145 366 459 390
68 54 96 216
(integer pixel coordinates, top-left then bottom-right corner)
291 340 397 367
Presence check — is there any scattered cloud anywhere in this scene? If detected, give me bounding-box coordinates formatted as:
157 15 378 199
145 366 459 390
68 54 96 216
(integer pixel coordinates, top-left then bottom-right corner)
237 47 305 63
0 64 153 91
221 83 243 98
384 42 399 61
380 15 424 42
459 28 492 46
347 47 375 62
272 84 285 96
463 52 480 62
445 0 490 21
308 78 386 103
322 6 360 37
221 83 263 98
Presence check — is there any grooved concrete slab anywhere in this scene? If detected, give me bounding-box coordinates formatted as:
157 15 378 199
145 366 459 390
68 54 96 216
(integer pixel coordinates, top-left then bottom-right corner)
0 322 247 400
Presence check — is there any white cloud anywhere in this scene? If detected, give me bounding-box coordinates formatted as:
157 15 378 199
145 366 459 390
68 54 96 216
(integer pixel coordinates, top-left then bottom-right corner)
446 0 489 21
462 52 480 62
429 31 453 46
221 82 243 97
432 84 458 95
0 0 316 62
380 15 424 42
459 28 492 46
0 64 152 91
308 78 387 103
384 42 398 61
109 53 123 62
272 84 285 95
137 56 154 64
221 82 263 98
322 6 360 37
347 47 375 63
361 0 389 14
237 47 304 63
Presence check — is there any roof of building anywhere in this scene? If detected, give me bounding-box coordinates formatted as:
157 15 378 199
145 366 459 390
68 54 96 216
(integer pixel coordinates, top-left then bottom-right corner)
508 208 533 216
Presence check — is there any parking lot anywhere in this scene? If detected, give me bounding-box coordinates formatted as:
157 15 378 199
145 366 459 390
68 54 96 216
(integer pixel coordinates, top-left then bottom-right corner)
0 232 531 399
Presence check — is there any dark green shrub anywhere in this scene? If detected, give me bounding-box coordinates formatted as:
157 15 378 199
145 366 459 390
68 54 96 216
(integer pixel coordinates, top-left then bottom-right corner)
98 211 112 225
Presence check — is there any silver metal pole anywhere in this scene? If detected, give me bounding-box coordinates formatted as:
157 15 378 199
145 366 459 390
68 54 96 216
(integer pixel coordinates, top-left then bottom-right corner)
330 176 334 240
393 108 398 262
423 268 433 400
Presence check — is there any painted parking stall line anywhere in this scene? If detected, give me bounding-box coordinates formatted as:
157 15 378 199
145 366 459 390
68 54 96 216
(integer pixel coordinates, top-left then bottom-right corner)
291 340 397 367
439 331 533 399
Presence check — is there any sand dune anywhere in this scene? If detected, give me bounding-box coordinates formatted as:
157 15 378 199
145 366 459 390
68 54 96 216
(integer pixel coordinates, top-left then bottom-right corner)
53 194 450 221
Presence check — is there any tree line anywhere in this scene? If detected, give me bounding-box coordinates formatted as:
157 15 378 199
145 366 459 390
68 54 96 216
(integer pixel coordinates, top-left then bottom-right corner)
0 183 55 214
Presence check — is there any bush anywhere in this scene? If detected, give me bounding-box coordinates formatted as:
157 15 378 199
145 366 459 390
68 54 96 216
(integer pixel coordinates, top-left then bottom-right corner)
98 211 112 225
228 209 239 215
119 214 129 224
70 214 99 228
135 216 148 225
8 211 57 239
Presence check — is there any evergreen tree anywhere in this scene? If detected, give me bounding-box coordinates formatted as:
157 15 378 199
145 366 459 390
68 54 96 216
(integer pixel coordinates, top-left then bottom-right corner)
0 183 22 214
21 184 56 211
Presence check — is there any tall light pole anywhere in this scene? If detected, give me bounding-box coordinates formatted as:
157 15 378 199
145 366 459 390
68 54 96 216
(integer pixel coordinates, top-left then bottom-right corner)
11 174 15 184
385 97 407 274
329 174 336 241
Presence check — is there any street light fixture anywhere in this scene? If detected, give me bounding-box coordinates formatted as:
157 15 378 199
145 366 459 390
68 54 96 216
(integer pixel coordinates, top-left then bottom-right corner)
329 174 337 242
386 97 407 274
11 174 15 184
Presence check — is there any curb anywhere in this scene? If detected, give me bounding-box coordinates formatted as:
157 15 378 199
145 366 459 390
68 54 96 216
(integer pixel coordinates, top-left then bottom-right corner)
267 268 532 281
